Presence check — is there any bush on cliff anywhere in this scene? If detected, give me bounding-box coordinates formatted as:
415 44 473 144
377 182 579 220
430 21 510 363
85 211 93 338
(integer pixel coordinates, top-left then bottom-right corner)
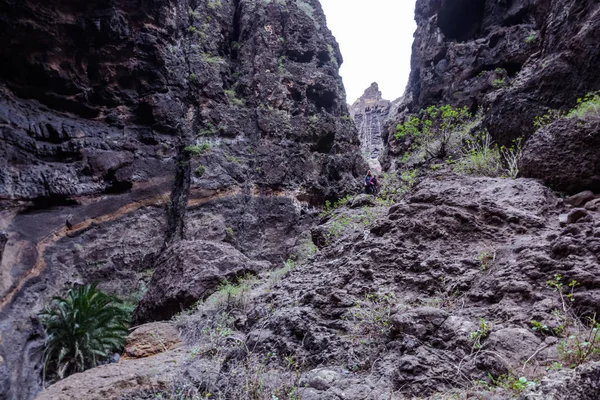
39 283 130 381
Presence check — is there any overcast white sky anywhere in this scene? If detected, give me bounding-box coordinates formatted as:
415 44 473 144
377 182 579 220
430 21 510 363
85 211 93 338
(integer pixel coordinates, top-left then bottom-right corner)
319 0 417 104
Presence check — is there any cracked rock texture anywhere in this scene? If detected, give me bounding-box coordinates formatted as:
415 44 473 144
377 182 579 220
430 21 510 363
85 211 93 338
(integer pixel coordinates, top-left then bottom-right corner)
349 82 391 163
384 0 600 187
0 0 365 398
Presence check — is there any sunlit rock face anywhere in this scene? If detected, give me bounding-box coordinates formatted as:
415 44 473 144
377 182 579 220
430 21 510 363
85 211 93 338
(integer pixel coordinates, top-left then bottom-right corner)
349 83 391 166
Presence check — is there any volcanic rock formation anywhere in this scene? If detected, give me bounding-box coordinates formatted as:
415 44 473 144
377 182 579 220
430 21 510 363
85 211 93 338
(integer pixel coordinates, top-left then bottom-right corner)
385 0 600 181
0 0 365 398
384 0 600 194
349 83 391 164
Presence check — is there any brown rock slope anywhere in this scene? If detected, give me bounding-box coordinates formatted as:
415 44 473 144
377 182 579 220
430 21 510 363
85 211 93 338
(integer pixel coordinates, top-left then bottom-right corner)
0 0 365 398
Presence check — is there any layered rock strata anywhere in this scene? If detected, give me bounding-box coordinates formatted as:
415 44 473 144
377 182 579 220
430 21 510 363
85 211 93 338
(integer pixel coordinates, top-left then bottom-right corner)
0 0 364 398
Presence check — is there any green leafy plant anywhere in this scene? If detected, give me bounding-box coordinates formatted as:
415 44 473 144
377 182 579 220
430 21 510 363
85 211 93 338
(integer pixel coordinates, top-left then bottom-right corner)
319 194 352 217
469 318 491 349
39 283 130 381
530 319 551 335
477 250 495 271
395 105 474 160
478 374 535 395
231 41 241 50
492 78 507 88
189 73 198 83
558 319 600 367
195 165 206 177
184 143 210 156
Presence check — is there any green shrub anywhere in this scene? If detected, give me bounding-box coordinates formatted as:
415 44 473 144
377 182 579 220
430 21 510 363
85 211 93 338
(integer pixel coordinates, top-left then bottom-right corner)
195 165 206 177
320 194 352 217
525 33 538 43
39 283 130 381
395 105 473 160
477 374 536 395
499 138 523 179
224 89 245 106
452 131 503 177
492 78 507 88
345 293 395 338
207 275 256 312
558 318 600 367
185 143 210 156
207 0 222 10
566 91 600 119
378 170 417 203
469 318 491 350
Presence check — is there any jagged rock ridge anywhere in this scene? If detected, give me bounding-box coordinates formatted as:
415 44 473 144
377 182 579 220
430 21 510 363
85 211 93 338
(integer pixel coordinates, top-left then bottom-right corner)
349 82 391 162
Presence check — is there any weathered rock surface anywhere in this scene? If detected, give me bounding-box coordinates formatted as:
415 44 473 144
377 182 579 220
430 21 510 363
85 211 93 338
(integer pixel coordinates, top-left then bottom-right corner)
40 172 600 398
0 0 365 397
124 322 181 359
520 115 600 194
385 0 600 177
36 348 187 400
133 239 269 323
350 83 391 162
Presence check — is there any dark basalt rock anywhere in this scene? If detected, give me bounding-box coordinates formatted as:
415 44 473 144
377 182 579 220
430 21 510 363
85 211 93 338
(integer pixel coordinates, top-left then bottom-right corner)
520 116 600 194
384 0 600 189
0 0 365 398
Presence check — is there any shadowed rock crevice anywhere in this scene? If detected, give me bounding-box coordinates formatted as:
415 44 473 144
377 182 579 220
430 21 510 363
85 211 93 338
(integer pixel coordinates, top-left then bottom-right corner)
437 0 485 41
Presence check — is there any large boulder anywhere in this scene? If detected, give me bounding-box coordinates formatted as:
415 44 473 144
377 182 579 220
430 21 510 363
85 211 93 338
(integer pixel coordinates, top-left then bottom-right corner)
123 322 181 359
520 115 600 194
132 240 269 323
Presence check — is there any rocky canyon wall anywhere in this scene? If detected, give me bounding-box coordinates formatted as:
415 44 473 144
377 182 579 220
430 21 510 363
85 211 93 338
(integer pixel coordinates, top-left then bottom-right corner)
385 0 600 190
349 82 391 170
0 0 365 398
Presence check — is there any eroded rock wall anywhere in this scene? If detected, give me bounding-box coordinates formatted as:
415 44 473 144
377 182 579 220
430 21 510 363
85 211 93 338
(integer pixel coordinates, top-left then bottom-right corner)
385 0 600 167
349 82 391 163
0 0 365 398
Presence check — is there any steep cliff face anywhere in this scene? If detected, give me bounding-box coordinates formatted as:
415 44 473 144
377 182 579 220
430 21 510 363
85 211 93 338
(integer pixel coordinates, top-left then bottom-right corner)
349 82 391 168
387 0 600 146
0 0 365 398
384 0 600 192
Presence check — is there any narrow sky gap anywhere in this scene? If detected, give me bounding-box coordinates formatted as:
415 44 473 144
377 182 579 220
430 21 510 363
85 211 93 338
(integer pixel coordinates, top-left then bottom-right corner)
320 0 417 103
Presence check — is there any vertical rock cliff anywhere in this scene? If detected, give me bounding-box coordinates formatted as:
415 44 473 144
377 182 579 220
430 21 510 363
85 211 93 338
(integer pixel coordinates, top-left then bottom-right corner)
385 0 600 189
0 0 365 398
349 82 391 169
389 0 600 140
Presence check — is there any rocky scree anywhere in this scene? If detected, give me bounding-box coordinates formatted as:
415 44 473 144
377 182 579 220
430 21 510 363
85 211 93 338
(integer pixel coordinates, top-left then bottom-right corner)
38 171 600 399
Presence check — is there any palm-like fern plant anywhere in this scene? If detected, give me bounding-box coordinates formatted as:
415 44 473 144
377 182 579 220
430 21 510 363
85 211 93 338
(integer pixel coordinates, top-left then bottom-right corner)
39 283 130 381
